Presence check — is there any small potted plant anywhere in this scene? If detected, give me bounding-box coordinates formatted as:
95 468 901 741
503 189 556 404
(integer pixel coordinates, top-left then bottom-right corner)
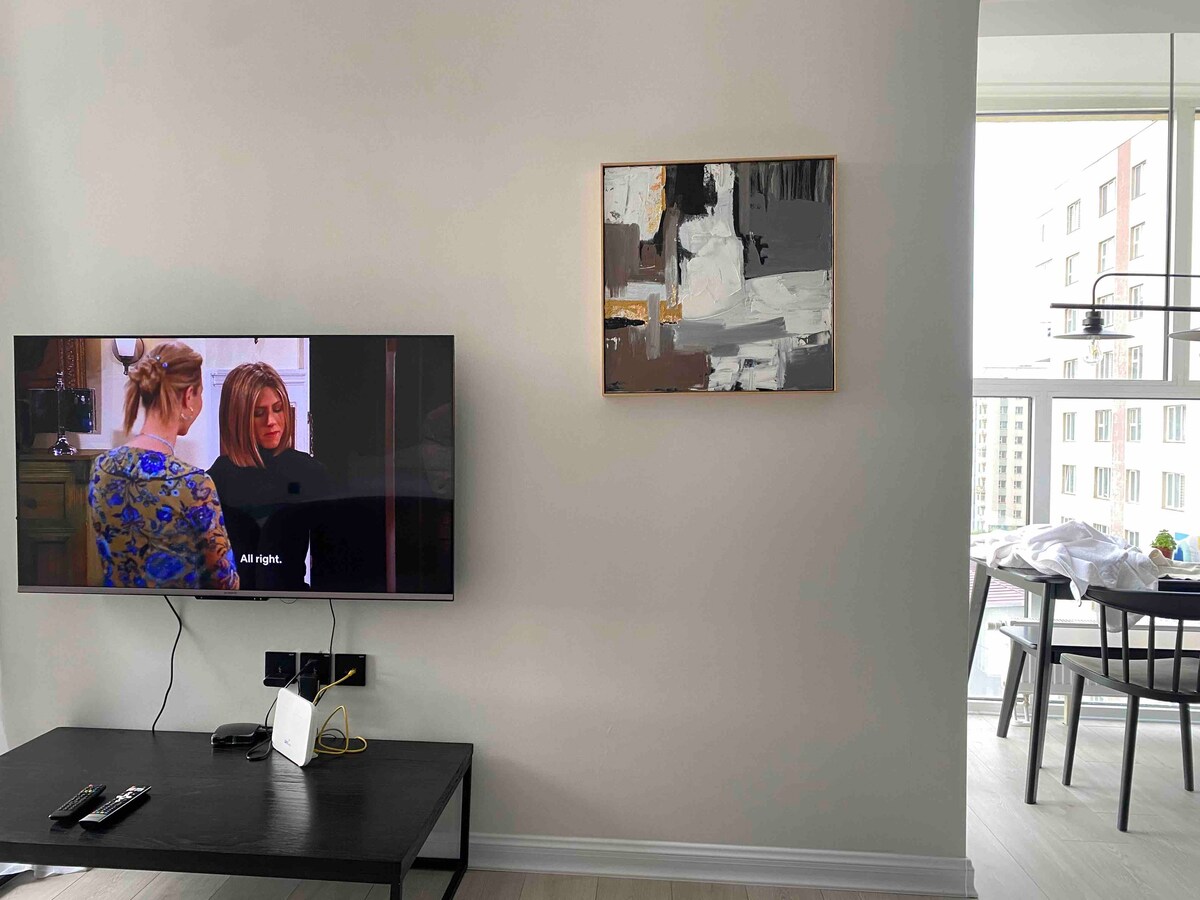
1151 530 1178 557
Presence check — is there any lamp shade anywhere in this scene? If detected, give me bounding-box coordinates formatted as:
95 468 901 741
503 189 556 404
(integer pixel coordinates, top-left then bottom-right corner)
1055 309 1132 340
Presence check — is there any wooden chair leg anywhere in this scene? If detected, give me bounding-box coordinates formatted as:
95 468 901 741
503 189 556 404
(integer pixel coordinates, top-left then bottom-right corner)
1062 672 1085 786
1118 696 1140 832
1182 703 1194 793
997 644 1027 738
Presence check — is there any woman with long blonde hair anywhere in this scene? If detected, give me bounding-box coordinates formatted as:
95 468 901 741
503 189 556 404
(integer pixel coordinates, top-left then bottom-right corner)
208 362 330 591
88 340 239 590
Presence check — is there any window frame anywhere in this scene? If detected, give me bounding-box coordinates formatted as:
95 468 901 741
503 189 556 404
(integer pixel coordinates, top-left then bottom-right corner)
974 104 1197 531
1164 472 1186 511
1099 177 1116 216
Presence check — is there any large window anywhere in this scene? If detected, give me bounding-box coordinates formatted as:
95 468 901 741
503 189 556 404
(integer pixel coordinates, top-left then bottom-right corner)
970 37 1200 698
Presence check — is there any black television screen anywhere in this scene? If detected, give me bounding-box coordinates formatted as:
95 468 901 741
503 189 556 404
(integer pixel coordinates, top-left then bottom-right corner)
13 336 454 600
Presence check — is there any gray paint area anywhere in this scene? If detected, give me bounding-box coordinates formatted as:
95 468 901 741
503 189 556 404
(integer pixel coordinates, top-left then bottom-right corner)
743 197 833 278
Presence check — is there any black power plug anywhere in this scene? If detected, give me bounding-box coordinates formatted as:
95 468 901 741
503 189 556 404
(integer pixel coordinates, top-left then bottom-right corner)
299 652 333 686
264 651 297 687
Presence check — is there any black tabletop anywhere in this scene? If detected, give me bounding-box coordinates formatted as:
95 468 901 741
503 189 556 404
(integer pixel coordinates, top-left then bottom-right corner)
0 728 472 885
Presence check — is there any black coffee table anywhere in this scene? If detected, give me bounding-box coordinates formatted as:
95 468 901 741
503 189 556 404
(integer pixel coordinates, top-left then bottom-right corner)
0 728 472 900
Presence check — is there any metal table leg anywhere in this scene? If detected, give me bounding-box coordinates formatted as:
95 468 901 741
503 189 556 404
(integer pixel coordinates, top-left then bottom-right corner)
1026 583 1057 803
968 561 992 672
410 761 472 900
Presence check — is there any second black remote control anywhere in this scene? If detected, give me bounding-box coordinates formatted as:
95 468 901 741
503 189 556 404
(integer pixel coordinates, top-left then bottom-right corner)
48 783 106 820
78 785 150 828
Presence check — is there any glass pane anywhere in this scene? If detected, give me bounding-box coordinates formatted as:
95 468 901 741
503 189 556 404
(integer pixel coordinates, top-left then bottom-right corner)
1050 398 1200 554
975 116 1169 379
971 397 1031 534
969 397 1032 699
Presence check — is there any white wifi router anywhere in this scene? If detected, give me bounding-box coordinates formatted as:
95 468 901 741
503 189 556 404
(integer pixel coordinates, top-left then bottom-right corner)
271 686 320 767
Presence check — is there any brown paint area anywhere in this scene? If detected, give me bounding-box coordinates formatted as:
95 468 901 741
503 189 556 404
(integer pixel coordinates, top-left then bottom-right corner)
604 223 641 294
604 298 683 324
605 324 709 392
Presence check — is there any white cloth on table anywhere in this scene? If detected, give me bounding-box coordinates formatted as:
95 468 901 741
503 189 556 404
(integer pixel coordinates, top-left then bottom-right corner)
971 521 1159 602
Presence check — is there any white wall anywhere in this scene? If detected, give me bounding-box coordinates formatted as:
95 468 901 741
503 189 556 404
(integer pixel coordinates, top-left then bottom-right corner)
0 0 979 860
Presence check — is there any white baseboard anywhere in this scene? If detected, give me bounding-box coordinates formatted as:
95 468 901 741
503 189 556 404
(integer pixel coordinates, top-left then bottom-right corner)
420 832 976 897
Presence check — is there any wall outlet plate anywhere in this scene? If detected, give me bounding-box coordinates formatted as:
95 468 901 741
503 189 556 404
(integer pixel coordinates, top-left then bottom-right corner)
264 651 297 687
334 653 367 687
299 652 333 686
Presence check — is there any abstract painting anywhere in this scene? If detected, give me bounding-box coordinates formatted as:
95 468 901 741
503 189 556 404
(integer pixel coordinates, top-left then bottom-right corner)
602 157 835 393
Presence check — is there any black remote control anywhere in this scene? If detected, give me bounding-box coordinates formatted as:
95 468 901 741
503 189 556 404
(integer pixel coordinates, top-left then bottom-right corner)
78 785 150 828
48 783 106 820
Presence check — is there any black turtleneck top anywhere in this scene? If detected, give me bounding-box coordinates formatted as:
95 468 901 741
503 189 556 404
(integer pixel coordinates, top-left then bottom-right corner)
208 448 332 592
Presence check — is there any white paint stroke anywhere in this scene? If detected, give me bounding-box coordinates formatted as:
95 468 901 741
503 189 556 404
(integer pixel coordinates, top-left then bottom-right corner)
603 166 665 237
678 163 744 319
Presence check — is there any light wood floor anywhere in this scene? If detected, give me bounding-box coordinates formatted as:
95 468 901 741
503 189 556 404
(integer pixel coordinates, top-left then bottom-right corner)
968 710 1200 899
0 869 949 900
15 712 1197 900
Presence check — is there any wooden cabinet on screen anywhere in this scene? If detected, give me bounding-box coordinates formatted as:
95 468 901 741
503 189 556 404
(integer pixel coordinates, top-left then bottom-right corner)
16 450 104 589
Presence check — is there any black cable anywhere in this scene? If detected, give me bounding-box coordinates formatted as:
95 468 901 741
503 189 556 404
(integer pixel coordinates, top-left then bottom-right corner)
328 598 336 659
151 596 182 733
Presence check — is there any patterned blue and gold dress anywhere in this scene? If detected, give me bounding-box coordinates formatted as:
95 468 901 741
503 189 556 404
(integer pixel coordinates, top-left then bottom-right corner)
88 447 240 590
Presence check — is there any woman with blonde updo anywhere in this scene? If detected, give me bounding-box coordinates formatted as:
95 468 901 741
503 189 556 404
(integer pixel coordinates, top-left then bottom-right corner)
87 340 239 591
208 362 331 591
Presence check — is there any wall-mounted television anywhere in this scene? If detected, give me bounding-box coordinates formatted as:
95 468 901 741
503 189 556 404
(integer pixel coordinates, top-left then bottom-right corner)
13 336 454 601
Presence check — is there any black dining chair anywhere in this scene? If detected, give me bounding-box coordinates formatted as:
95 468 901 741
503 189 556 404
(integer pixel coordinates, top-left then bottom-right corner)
1060 586 1199 832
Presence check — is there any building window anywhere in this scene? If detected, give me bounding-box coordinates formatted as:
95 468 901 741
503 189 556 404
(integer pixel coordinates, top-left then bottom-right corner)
1129 345 1142 380
1094 467 1112 499
1063 412 1076 441
1014 436 1023 444
1062 464 1076 494
1067 199 1082 233
1100 178 1116 215
1126 469 1141 503
1099 350 1115 379
1014 451 1023 460
1064 358 1077 379
1098 237 1115 272
1093 522 1110 535
1096 409 1112 441
1165 405 1186 442
1164 472 1186 511
1066 253 1078 285
1097 293 1114 327
1015 466 1023 474
1131 161 1145 199
1129 284 1144 319
1130 223 1144 259
1065 309 1079 333
1126 530 1141 549
1128 407 1142 441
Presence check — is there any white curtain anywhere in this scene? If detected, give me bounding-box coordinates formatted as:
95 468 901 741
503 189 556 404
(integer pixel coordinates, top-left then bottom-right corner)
0 651 83 881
